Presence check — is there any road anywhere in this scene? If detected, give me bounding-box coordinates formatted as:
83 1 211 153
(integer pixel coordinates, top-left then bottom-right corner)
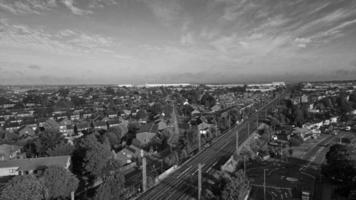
136 95 283 200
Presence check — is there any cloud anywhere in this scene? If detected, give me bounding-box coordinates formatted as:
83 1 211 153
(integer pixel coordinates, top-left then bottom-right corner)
0 0 56 15
0 0 92 15
351 60 356 68
180 32 194 46
220 0 249 21
141 0 182 26
315 18 356 40
0 22 116 56
61 0 92 15
27 65 41 70
57 29 76 37
88 0 117 8
295 37 311 48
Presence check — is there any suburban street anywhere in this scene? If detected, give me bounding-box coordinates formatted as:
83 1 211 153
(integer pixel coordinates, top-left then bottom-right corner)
247 133 342 200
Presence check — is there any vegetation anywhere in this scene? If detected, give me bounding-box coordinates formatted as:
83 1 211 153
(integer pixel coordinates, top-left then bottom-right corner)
40 166 79 200
221 170 250 200
0 175 48 200
322 144 356 197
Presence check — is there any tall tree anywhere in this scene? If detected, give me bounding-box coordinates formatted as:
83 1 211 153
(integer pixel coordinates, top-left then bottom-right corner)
46 141 74 156
36 129 65 156
0 175 48 200
200 93 216 108
81 134 113 178
40 166 79 200
322 144 356 186
94 160 126 200
222 170 250 200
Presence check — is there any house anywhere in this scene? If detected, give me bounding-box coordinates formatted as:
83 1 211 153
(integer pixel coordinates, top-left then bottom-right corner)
107 118 120 127
40 119 60 131
70 114 80 121
82 113 93 119
211 104 222 112
191 109 201 115
0 144 23 160
293 127 313 141
94 121 107 130
5 122 22 132
16 111 33 118
135 132 156 147
0 155 71 177
113 145 145 165
122 109 131 116
17 125 36 138
158 120 168 131
107 111 118 119
0 117 5 126
65 124 74 136
300 94 308 103
76 121 90 132
58 118 72 135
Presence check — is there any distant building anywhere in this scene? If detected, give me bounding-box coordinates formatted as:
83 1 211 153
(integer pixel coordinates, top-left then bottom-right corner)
0 144 23 161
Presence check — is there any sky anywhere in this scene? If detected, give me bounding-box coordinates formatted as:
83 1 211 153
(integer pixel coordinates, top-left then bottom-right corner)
0 0 356 85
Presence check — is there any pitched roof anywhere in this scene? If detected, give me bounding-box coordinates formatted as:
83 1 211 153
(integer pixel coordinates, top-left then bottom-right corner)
136 132 156 146
0 155 71 171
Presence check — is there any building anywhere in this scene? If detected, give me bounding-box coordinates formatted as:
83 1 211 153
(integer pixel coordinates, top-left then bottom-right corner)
0 155 71 177
135 132 156 147
0 145 22 161
17 125 36 138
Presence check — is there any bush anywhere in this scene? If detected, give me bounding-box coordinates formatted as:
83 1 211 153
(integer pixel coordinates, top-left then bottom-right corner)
289 136 303 146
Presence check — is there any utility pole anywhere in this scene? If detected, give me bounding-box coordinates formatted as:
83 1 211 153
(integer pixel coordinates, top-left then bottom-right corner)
263 169 266 200
265 108 267 119
198 163 202 200
141 150 147 192
247 122 250 135
244 156 246 175
228 112 231 129
236 130 239 152
198 129 201 152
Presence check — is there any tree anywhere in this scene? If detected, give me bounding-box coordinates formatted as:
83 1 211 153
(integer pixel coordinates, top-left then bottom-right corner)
0 175 48 200
46 141 75 156
148 103 163 120
71 96 86 107
105 87 115 95
222 170 250 200
81 134 113 178
36 129 65 156
200 93 216 108
106 127 123 148
322 144 356 186
293 107 304 127
94 160 126 200
41 166 79 200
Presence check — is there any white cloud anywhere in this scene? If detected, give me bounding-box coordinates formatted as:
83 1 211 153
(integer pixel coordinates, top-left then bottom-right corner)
180 32 194 46
141 0 181 26
0 0 92 15
88 0 117 8
61 0 92 15
0 22 116 57
295 37 311 48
